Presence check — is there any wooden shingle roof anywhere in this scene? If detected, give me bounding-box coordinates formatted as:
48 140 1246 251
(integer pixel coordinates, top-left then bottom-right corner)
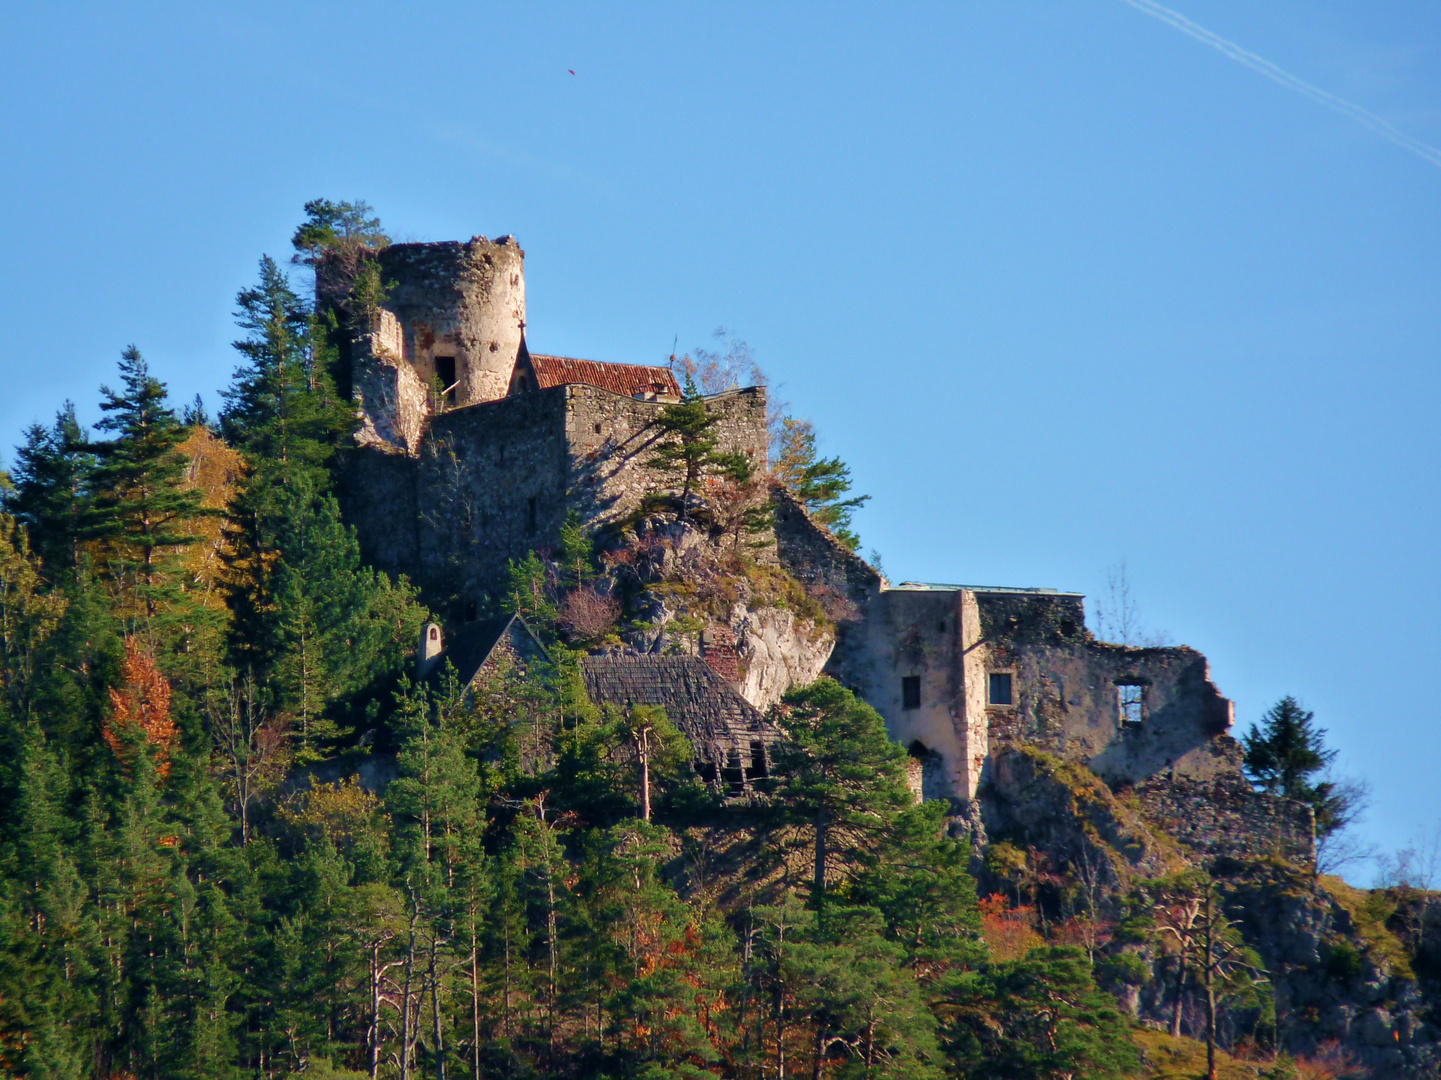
581 655 779 764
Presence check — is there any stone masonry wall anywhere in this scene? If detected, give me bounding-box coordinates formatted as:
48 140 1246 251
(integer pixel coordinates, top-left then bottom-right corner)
563 384 769 536
346 383 771 612
1136 771 1316 863
378 237 526 409
986 640 1237 785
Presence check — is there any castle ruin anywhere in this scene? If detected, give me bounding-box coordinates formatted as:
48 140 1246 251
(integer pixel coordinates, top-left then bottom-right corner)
338 232 1313 862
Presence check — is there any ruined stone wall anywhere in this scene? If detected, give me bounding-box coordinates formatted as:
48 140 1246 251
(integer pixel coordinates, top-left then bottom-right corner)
974 591 1089 646
416 389 571 604
772 486 883 682
562 384 769 535
844 587 981 805
1136 772 1315 863
987 640 1236 785
396 383 770 610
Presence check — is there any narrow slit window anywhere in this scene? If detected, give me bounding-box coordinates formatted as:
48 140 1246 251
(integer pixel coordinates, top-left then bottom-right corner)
527 496 538 532
902 676 921 710
988 672 1013 706
1119 684 1144 727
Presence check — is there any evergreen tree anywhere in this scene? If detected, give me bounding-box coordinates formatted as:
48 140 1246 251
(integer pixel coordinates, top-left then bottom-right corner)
645 374 721 522
88 347 211 625
773 416 869 550
772 678 911 902
9 404 94 580
945 945 1139 1080
1242 696 1353 837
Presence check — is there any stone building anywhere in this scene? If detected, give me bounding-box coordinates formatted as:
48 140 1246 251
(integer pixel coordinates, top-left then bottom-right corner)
332 237 769 613
349 229 1310 861
772 488 1314 860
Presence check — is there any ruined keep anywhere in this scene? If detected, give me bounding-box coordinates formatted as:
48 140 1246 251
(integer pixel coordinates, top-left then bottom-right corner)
344 230 1312 865
333 237 769 613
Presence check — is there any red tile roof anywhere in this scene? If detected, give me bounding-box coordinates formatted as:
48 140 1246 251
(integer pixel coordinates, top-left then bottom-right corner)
528 354 681 399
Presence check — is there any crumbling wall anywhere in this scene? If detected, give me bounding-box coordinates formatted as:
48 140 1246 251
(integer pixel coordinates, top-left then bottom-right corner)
377 236 526 409
564 385 769 536
1135 769 1316 863
337 445 421 582
986 641 1236 785
845 586 981 805
772 486 882 687
417 389 571 605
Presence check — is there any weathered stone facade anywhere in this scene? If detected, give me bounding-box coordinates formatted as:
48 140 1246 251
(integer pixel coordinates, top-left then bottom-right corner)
333 238 770 613
350 230 1310 867
770 495 1314 864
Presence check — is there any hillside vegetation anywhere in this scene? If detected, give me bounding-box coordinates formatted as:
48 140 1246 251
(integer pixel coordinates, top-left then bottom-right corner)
0 203 1418 1080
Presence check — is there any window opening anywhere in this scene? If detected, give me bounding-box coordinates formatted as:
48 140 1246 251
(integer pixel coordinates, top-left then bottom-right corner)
1118 683 1144 728
988 672 1013 706
937 620 946 633
434 356 457 405
902 676 921 710
749 740 768 778
594 422 603 434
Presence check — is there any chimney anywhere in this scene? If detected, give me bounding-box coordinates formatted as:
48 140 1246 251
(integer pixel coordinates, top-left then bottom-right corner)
700 624 740 683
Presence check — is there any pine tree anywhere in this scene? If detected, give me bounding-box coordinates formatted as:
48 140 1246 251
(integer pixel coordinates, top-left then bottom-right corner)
772 678 911 903
645 374 721 522
946 945 1140 1080
88 347 212 629
1242 696 1354 837
773 416 869 550
9 404 94 581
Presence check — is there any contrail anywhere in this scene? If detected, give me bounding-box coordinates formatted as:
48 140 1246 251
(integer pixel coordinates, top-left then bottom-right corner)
1118 0 1441 169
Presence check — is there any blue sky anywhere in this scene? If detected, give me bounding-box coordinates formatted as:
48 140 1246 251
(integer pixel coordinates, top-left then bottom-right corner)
2 2 1437 877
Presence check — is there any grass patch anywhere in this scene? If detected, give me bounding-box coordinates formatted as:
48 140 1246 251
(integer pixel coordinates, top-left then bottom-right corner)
1317 875 1413 979
1133 1029 1271 1079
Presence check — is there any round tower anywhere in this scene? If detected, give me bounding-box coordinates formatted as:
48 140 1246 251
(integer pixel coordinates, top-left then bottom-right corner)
376 235 526 408
455 235 526 404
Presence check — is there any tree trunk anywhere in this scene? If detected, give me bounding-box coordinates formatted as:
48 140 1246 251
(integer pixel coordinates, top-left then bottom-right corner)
430 935 446 1080
401 901 418 1080
814 805 828 902
639 728 652 822
471 942 481 1080
1170 953 1186 1038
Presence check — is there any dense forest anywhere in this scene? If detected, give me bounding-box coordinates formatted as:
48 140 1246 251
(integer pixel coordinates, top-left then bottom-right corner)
0 204 1404 1080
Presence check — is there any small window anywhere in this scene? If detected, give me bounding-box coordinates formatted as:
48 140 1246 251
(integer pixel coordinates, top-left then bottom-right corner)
428 626 439 641
434 356 457 404
937 620 946 633
1119 684 1144 727
902 676 921 710
988 673 1013 706
527 496 538 532
594 422 603 434
749 740 768 778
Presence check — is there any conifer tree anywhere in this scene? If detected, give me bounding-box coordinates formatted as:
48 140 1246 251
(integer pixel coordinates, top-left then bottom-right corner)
88 347 211 625
645 374 721 522
773 416 869 550
1242 696 1354 837
772 678 911 902
9 404 94 581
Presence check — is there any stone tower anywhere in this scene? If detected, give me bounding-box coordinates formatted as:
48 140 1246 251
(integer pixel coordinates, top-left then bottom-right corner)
350 236 527 453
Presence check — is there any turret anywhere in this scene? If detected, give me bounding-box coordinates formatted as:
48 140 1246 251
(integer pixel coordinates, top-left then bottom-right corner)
348 236 527 454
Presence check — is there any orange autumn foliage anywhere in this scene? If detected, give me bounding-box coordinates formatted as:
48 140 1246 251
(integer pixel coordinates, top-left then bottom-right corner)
103 638 177 778
978 894 1045 962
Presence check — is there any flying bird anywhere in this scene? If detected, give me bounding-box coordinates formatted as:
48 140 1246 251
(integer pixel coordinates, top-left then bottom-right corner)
568 69 575 75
